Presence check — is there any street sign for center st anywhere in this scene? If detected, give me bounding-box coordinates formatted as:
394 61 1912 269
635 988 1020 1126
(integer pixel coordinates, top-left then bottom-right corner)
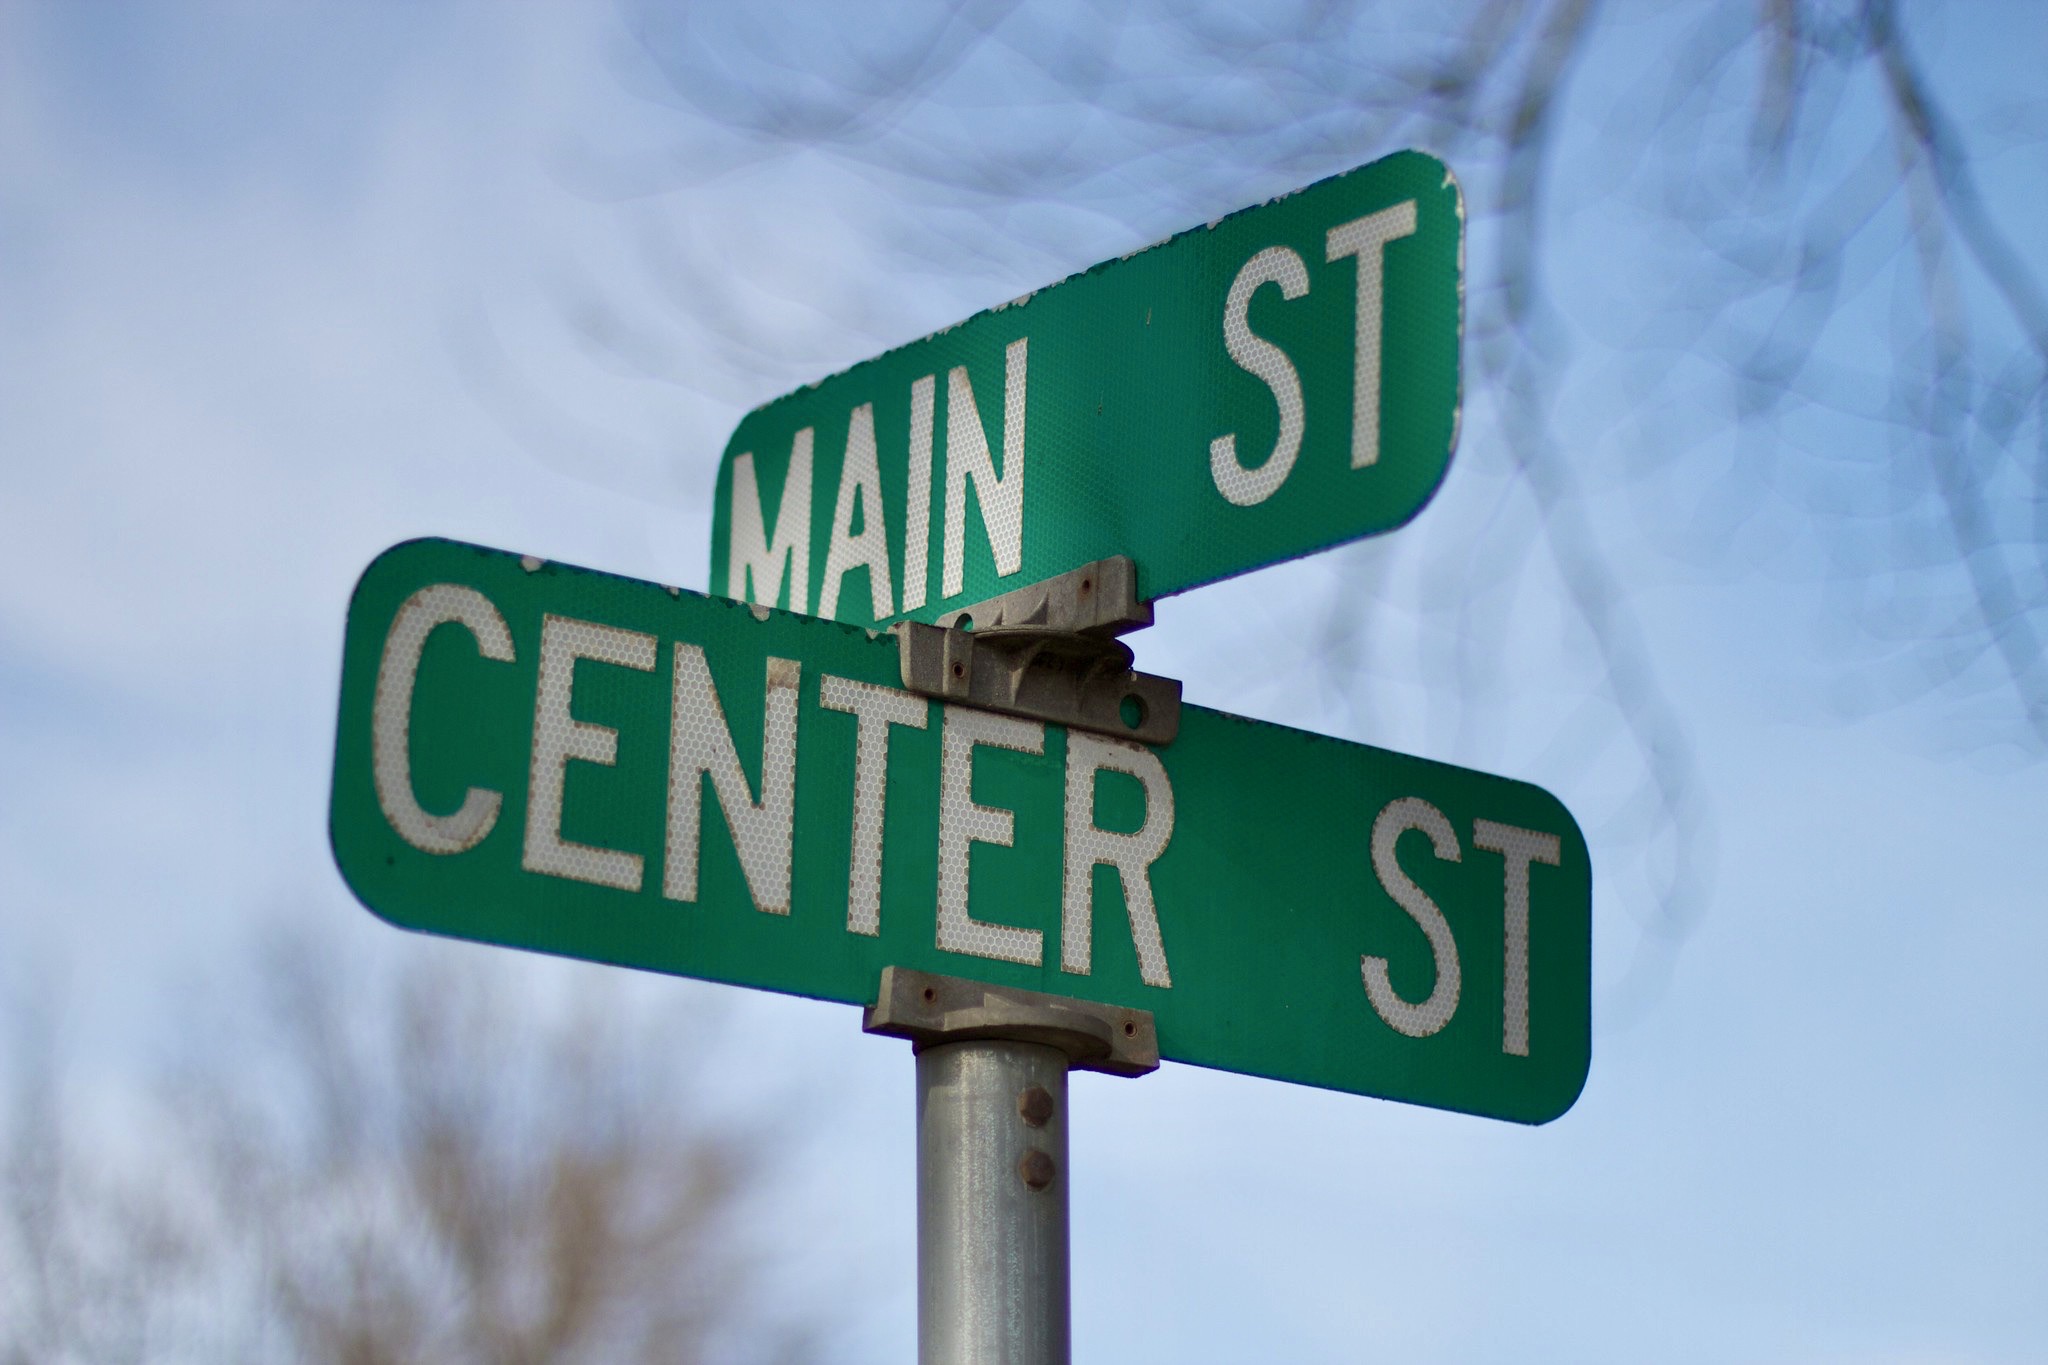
331 539 1588 1124
709 150 1462 627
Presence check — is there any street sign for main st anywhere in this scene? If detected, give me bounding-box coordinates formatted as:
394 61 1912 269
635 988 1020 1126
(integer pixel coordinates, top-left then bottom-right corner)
710 150 1461 627
331 539 1589 1124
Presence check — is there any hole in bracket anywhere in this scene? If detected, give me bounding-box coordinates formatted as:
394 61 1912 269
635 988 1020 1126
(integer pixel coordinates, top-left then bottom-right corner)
1119 694 1146 730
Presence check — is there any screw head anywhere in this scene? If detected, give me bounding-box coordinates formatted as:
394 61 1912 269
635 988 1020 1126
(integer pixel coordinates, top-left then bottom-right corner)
1018 1149 1056 1192
1017 1085 1054 1127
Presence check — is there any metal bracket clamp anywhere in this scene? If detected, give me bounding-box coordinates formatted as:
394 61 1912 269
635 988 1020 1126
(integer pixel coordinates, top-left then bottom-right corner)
863 967 1159 1078
895 556 1182 745
934 554 1152 638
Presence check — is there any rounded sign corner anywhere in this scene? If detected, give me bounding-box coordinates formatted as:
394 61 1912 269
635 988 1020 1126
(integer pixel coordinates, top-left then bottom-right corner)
1525 1051 1593 1127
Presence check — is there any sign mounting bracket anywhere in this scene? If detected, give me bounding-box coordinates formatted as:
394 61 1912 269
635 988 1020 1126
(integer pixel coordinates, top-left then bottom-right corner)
895 555 1182 745
863 965 1160 1075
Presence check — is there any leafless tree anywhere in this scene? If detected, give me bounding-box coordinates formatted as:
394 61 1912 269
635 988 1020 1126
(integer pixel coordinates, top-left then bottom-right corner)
0 1009 193 1364
1 929 817 1364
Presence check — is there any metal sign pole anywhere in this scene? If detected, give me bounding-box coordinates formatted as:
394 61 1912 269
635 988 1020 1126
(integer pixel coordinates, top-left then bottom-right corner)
866 968 1160 1365
917 1039 1070 1363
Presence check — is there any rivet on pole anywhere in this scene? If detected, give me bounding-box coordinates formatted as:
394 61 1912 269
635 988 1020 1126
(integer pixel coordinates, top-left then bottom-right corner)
1018 1085 1055 1127
1018 1149 1057 1192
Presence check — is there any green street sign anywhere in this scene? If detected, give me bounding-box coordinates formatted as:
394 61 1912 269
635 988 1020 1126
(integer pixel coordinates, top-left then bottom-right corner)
331 539 1588 1123
709 150 1462 629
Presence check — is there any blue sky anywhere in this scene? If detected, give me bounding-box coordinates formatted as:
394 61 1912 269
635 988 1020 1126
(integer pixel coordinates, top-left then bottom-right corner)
3 2 2044 1360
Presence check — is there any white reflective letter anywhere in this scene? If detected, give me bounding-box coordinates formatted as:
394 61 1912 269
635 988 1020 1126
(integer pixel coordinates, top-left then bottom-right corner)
819 674 928 935
373 583 514 854
935 705 1043 965
819 404 895 621
1209 246 1309 506
1473 819 1562 1057
1363 796 1462 1037
1061 733 1174 988
728 428 813 613
523 614 657 891
1325 201 1418 470
902 375 936 612
665 647 800 914
941 338 1028 598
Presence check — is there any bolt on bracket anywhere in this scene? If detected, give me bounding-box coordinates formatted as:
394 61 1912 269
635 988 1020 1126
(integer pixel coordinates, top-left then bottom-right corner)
895 556 1181 745
863 966 1159 1077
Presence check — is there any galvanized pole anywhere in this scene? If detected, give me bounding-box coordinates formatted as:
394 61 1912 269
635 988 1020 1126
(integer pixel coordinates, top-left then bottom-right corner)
866 967 1157 1365
917 1039 1070 1364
